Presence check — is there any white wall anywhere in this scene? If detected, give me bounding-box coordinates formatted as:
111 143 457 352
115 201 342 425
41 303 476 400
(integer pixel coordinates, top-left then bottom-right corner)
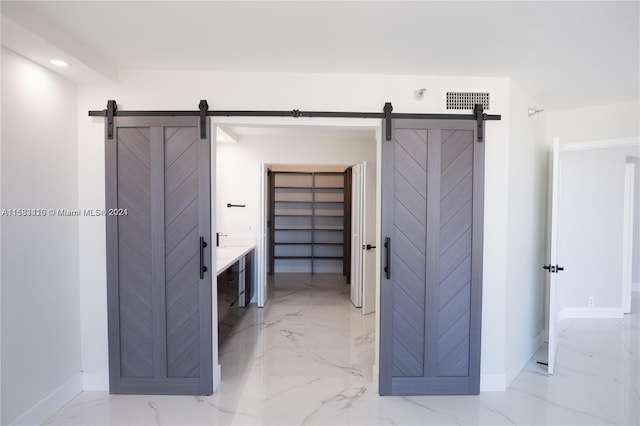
503 81 546 386
77 70 512 390
558 144 640 315
544 101 640 144
1 48 81 425
216 132 375 275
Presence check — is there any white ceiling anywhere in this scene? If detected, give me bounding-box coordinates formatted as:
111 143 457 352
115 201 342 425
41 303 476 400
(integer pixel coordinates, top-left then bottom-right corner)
2 1 638 110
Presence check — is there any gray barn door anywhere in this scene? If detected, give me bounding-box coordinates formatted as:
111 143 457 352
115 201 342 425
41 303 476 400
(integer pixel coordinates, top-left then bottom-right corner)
379 119 484 395
106 116 212 395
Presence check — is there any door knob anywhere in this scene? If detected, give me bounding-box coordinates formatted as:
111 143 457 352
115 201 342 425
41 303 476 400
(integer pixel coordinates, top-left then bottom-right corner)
542 264 564 273
363 244 376 250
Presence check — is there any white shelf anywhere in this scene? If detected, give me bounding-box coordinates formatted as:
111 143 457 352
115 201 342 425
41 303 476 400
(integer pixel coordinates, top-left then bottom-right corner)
271 171 346 274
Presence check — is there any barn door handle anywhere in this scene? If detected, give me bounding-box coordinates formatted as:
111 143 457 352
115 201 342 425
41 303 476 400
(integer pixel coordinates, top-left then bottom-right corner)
384 237 391 280
199 237 208 279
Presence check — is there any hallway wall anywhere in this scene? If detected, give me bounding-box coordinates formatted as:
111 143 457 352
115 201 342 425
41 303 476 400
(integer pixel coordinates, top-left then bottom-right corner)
1 48 81 425
504 81 547 386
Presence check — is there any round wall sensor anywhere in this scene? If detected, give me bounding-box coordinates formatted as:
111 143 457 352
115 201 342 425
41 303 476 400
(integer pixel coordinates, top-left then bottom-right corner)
413 88 426 101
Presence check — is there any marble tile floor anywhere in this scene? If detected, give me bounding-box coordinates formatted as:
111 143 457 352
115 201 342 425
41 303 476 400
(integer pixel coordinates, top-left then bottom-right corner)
45 275 639 425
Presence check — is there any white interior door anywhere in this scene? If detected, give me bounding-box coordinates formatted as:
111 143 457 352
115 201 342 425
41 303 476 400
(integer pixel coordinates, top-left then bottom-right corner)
351 163 364 307
547 137 562 375
258 163 268 307
362 161 376 314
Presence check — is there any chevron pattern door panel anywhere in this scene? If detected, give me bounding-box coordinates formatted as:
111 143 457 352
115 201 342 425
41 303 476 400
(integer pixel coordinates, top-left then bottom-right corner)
106 117 212 395
390 129 427 378
164 127 200 379
437 130 473 377
116 128 154 378
380 119 484 396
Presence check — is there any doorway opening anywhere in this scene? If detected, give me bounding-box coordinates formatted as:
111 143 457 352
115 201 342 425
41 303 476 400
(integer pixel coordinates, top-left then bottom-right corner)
545 138 640 376
213 118 381 390
268 166 350 276
266 165 352 303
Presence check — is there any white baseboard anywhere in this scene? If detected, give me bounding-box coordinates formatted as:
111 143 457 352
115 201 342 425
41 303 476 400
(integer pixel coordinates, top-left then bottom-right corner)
560 307 623 319
481 331 545 393
505 331 544 388
11 373 82 425
480 373 506 391
82 372 109 391
372 364 379 392
213 363 222 392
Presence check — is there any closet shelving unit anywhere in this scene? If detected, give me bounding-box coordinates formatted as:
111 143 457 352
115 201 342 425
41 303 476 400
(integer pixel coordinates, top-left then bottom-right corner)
270 171 345 274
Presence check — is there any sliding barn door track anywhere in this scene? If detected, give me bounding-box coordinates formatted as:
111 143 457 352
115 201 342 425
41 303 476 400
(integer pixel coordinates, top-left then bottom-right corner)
89 100 501 142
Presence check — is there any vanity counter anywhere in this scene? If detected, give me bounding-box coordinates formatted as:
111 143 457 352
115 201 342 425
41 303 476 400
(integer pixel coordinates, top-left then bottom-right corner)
216 244 256 275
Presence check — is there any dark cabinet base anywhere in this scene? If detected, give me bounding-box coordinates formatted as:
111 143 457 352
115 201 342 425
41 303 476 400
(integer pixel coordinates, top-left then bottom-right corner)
217 250 254 348
217 269 242 346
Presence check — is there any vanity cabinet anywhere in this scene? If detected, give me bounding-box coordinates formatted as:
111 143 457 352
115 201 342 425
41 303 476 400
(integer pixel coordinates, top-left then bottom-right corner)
216 268 238 322
216 246 255 346
230 251 253 308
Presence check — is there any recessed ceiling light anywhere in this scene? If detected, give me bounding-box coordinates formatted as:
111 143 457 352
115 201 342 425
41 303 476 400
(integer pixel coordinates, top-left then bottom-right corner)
50 59 70 67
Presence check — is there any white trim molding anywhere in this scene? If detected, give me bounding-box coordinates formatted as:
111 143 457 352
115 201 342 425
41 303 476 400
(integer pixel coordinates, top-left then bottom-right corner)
505 331 545 388
11 374 82 425
211 116 382 130
622 163 635 313
559 307 624 319
560 137 640 152
372 364 379 390
213 363 222 392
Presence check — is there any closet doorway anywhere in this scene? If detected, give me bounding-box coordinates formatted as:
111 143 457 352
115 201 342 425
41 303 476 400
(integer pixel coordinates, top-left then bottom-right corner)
268 166 349 277
213 119 379 314
266 164 376 312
